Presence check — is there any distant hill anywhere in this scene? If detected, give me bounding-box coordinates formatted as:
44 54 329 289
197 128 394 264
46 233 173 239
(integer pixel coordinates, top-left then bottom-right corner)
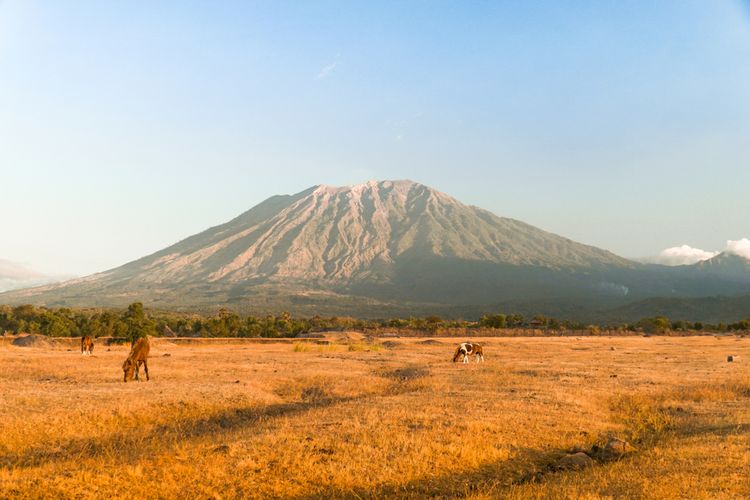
693 252 750 277
3 180 750 322
0 259 65 293
602 295 750 324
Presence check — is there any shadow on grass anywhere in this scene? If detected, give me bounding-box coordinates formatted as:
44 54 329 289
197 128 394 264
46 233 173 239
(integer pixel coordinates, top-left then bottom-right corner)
299 388 750 499
0 394 362 469
1 367 432 470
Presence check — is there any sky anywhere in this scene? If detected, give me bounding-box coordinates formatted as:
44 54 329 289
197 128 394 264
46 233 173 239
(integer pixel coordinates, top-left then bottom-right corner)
1 0 749 276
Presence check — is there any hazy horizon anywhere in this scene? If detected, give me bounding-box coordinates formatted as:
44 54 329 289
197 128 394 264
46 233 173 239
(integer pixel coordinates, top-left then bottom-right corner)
2 1 749 276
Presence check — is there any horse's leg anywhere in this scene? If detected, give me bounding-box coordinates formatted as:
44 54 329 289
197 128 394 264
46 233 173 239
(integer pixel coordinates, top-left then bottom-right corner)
135 361 140 381
143 360 149 381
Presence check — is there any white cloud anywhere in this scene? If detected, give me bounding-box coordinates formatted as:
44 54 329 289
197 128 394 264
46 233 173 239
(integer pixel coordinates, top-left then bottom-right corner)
726 238 750 259
315 62 338 80
647 238 750 266
650 245 719 266
388 111 424 142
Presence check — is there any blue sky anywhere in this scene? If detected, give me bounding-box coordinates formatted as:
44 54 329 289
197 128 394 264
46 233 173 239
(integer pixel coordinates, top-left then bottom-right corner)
1 0 749 275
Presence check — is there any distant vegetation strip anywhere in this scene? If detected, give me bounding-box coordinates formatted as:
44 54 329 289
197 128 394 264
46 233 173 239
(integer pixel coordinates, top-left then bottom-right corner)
1 302 749 340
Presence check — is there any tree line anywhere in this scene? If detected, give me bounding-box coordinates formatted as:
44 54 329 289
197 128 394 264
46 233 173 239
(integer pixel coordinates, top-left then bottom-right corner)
479 313 750 334
1 303 749 340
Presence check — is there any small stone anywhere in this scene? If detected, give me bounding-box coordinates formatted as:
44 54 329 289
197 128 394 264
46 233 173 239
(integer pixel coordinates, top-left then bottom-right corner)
727 355 734 362
555 452 594 470
603 437 636 457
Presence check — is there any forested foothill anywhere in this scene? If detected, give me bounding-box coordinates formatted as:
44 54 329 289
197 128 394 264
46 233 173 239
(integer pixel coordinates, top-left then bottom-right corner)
2 303 748 340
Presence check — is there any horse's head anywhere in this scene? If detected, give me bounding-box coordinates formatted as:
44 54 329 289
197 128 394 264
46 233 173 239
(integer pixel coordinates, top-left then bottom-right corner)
122 357 136 382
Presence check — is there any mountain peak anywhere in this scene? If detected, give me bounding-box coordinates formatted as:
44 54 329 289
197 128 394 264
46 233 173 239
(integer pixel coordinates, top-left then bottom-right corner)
695 251 750 270
312 179 427 195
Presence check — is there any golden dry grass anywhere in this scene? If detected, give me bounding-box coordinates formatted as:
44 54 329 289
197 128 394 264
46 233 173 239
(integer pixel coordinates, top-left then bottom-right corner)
1 335 748 498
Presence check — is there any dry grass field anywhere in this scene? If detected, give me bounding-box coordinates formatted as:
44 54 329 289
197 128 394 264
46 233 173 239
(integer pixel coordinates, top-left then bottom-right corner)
1 334 749 499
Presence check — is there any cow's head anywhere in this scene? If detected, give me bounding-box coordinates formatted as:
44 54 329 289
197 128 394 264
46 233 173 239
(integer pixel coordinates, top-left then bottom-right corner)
452 347 467 362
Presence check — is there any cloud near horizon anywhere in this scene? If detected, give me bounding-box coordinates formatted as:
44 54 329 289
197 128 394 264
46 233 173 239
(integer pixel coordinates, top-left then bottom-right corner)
726 238 750 259
650 245 719 266
649 238 750 265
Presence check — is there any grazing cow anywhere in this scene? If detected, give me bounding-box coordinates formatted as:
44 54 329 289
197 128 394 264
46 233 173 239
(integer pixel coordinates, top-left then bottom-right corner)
452 342 484 363
123 337 151 382
81 336 94 356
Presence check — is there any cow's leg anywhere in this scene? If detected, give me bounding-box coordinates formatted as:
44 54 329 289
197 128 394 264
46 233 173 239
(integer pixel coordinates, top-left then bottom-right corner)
143 360 149 381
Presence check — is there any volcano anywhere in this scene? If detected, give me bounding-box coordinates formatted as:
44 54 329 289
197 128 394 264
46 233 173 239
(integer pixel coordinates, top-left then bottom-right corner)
4 180 750 320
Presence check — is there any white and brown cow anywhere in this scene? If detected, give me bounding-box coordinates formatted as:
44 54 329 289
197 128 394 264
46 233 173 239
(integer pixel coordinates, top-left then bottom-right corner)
452 342 484 363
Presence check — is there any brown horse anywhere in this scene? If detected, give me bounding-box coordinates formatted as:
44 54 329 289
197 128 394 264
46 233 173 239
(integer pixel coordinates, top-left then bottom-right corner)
123 337 151 382
81 336 94 356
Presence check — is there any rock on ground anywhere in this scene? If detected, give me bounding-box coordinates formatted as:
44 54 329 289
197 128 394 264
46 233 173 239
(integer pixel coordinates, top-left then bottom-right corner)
555 452 594 470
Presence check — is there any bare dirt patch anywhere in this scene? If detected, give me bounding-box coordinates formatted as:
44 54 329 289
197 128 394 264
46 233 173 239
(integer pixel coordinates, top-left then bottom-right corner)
10 334 58 348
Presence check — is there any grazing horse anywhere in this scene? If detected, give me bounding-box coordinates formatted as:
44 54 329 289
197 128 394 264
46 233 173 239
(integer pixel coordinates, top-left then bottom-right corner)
81 336 94 356
123 337 151 382
452 342 484 363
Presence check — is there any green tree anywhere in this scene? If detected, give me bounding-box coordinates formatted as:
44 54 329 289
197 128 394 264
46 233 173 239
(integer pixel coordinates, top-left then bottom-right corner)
123 302 156 343
480 314 507 329
638 316 670 334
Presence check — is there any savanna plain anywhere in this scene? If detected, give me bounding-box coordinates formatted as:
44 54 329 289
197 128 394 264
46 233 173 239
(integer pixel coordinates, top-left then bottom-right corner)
1 334 748 499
